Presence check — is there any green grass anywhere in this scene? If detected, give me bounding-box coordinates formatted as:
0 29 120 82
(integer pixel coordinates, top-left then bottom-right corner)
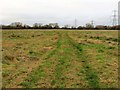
2 30 118 88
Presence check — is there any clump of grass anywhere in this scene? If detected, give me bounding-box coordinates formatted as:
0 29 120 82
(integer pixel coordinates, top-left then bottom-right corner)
96 36 100 39
2 70 11 77
20 66 45 88
51 79 56 85
98 49 104 53
4 55 14 61
29 56 39 61
112 38 118 42
59 58 65 64
108 46 115 49
28 50 39 61
3 55 14 64
16 57 25 62
8 34 22 39
28 50 38 57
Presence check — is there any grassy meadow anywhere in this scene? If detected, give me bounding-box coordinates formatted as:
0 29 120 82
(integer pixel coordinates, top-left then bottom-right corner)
2 29 119 88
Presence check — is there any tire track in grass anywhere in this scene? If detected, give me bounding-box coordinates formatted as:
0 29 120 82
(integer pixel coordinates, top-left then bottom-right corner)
66 33 100 88
20 32 62 88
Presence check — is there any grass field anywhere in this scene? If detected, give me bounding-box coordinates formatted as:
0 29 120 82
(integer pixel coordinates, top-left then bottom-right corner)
2 29 119 88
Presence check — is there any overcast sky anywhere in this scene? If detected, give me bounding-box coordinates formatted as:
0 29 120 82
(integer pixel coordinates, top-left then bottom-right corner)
0 0 119 26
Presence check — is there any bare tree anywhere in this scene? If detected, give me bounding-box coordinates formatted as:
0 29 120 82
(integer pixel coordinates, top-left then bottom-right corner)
10 22 23 27
33 23 42 28
85 23 94 29
49 23 59 29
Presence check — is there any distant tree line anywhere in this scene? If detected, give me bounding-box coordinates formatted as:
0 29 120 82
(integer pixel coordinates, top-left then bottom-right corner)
1 22 120 30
